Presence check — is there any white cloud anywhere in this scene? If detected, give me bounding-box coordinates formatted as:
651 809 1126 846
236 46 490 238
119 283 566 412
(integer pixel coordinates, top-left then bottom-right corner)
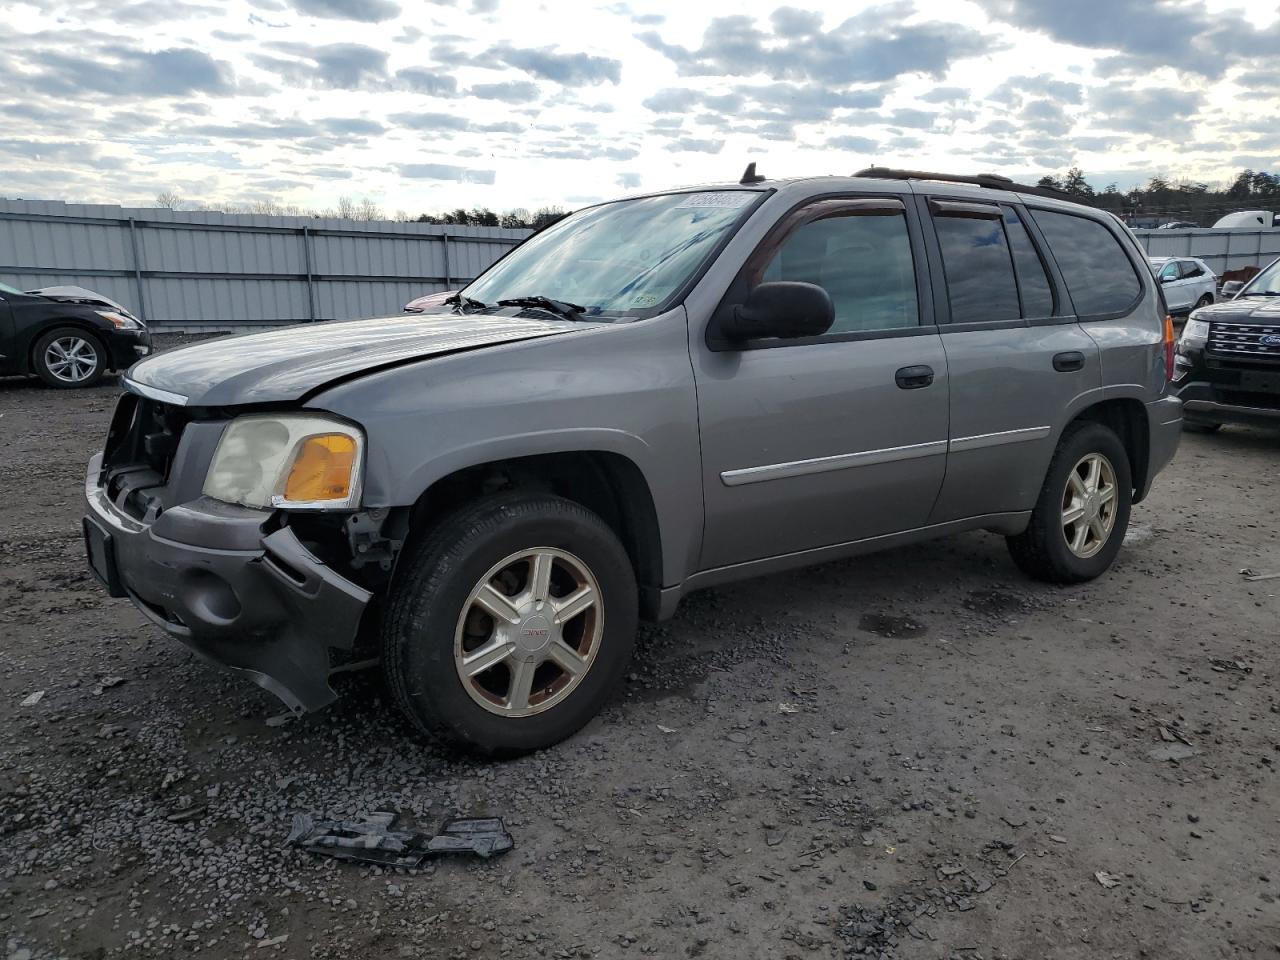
0 0 1276 213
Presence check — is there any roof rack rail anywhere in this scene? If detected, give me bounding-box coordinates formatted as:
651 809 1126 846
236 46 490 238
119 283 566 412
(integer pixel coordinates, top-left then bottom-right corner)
852 167 1070 200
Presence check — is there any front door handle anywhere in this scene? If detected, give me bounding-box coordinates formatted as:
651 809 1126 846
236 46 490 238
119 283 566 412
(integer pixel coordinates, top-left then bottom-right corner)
895 364 935 389
1053 351 1085 372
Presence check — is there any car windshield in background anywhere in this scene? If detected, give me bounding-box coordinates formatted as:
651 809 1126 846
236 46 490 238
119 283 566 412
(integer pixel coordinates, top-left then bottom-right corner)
0 280 23 295
463 190 763 319
1242 259 1280 295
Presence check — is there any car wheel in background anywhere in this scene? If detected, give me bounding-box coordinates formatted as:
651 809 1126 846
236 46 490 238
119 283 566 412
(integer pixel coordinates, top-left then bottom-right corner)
1195 294 1213 310
1006 421 1133 584
32 327 106 388
382 492 638 756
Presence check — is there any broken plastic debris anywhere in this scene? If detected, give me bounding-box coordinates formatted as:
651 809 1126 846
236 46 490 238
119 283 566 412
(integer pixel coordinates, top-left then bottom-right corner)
286 810 513 867
1094 870 1123 888
20 691 45 707
777 702 800 714
656 724 677 734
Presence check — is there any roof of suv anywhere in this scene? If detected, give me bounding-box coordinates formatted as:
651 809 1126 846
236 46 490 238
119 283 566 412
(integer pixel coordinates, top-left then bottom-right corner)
677 166 1102 216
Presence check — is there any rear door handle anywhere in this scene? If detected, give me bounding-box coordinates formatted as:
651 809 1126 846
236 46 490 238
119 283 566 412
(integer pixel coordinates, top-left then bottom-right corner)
895 364 934 389
1053 351 1085 372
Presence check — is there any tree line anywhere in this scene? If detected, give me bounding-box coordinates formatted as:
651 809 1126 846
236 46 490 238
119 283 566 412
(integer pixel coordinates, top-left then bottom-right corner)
1034 168 1279 226
157 167 1278 229
154 191 567 229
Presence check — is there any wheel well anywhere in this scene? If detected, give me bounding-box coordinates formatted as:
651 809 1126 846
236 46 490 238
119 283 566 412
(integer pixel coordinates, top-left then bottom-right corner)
1070 398 1150 502
404 452 665 618
27 321 107 374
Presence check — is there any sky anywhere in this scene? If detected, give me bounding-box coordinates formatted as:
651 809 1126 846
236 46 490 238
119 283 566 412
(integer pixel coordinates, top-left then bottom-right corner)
2 0 1279 216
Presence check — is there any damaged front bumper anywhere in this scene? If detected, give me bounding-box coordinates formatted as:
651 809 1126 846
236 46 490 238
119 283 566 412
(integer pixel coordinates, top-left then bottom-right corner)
83 454 371 713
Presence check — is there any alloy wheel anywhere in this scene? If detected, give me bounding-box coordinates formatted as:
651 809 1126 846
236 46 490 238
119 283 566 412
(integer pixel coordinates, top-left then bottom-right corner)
453 547 603 718
1060 452 1118 559
44 336 99 383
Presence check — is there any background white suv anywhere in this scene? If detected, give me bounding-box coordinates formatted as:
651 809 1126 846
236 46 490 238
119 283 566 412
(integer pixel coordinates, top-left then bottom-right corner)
1149 257 1216 313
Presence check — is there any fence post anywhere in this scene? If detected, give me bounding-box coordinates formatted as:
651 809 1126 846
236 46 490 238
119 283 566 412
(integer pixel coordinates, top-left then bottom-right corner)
302 225 317 322
442 233 451 288
127 217 147 323
1224 232 1232 273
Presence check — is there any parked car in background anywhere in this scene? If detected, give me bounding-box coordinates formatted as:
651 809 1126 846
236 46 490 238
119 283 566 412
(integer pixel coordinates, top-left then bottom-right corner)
0 282 152 388
1173 255 1280 431
1212 210 1278 228
404 290 458 313
1149 257 1216 313
1157 220 1199 229
82 168 1181 755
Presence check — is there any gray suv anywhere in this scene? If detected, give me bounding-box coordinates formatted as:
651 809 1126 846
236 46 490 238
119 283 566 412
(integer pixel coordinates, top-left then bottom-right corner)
82 168 1182 754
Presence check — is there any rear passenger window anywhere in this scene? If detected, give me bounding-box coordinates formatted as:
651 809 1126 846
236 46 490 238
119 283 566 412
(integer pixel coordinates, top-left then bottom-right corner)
1030 210 1142 317
760 212 919 333
932 211 1020 324
1182 261 1204 278
1002 207 1054 317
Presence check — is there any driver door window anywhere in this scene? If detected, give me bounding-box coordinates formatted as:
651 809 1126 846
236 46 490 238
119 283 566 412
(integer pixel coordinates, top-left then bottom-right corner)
757 211 920 334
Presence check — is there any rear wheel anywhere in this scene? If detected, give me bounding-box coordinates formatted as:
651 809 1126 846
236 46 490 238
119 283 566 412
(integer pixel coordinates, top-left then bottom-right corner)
1194 294 1213 311
33 327 105 388
1006 422 1132 583
382 493 637 756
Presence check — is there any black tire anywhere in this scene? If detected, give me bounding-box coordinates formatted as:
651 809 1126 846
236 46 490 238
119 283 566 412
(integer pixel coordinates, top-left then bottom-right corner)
1183 420 1222 434
1006 422 1133 584
32 326 106 388
1194 294 1213 310
382 492 637 756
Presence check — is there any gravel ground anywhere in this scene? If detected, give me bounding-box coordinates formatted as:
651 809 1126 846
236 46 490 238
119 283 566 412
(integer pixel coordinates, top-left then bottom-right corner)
1 343 1278 960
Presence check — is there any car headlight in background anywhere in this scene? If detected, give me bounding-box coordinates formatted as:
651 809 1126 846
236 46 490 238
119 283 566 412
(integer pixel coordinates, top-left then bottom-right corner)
1180 318 1209 344
95 309 142 330
203 414 364 510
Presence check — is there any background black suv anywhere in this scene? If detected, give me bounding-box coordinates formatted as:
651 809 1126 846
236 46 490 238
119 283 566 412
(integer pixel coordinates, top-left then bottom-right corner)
1173 255 1280 430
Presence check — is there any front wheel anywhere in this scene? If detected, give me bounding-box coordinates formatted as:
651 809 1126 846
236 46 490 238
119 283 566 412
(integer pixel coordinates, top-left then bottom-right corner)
1194 294 1213 310
382 493 637 756
33 327 106 388
1006 422 1132 583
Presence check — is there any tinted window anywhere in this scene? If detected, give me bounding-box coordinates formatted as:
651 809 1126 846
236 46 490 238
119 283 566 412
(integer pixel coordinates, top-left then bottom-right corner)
760 213 918 333
1182 260 1204 278
1031 210 1142 317
933 214 1020 324
1002 207 1054 317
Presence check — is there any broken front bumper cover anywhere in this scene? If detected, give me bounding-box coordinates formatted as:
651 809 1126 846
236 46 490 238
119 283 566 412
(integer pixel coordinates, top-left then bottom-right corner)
83 454 371 713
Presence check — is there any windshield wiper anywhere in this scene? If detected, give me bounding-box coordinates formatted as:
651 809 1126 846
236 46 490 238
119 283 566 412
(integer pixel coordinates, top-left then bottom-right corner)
495 295 586 321
443 293 488 312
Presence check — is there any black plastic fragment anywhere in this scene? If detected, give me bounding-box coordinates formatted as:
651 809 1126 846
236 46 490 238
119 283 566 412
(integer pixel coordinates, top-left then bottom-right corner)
286 810 513 867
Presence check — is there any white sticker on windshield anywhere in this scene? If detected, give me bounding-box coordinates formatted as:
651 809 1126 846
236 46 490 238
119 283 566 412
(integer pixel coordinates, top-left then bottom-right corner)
675 192 755 209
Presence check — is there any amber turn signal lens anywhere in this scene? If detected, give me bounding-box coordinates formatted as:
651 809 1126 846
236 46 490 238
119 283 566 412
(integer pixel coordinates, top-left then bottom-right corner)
283 434 357 502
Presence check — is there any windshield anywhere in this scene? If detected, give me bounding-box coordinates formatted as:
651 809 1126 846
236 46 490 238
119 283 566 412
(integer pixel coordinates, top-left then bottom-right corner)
0 280 23 296
463 190 763 318
1241 258 1280 296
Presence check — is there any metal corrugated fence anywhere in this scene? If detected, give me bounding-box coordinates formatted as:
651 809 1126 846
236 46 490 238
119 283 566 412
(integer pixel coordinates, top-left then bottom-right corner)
0 198 531 329
1131 228 1280 275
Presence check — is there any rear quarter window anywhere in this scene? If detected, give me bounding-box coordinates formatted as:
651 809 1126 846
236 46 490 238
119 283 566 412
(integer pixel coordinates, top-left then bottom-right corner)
1030 210 1142 318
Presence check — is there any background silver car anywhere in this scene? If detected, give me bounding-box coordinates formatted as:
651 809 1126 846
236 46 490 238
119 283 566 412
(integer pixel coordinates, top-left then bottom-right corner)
1149 256 1216 313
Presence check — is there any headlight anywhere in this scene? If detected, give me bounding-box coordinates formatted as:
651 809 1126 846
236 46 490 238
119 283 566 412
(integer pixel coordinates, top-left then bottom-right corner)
1180 318 1209 343
96 309 142 330
203 415 364 510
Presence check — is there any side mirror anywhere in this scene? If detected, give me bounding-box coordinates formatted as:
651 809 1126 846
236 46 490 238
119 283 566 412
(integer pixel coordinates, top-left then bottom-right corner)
1160 274 1177 283
1221 280 1244 299
720 281 834 342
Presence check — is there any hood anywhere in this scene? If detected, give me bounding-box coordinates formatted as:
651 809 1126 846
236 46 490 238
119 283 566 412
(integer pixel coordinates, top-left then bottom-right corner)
126 311 584 407
1192 295 1280 325
27 285 137 316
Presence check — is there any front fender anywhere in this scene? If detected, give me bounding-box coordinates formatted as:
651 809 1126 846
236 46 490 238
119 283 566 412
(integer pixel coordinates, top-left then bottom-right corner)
306 310 703 587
